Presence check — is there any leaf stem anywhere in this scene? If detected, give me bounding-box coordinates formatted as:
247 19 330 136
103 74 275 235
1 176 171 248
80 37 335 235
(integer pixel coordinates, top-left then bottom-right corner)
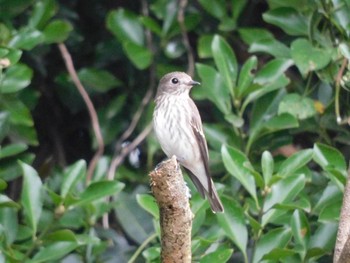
127 232 158 263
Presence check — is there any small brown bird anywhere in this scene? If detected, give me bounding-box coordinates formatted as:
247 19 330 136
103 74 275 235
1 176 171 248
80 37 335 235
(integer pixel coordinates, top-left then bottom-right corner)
153 72 224 213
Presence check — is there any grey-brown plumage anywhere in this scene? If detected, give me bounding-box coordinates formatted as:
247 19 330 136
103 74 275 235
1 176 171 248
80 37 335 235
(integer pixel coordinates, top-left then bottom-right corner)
153 72 224 213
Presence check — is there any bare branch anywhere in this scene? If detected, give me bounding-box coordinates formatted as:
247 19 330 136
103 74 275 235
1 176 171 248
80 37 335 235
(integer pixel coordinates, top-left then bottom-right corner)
58 43 104 183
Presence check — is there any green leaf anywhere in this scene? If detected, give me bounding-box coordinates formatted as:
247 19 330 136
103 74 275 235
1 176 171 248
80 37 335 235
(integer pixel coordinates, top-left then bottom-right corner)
8 29 44 50
314 183 343 214
43 20 73 44
239 28 275 45
261 151 274 185
221 145 257 202
212 35 238 97
262 174 305 225
0 207 18 245
278 93 317 119
236 56 258 98
254 58 293 85
313 143 347 188
1 98 33 126
106 9 144 46
3 48 22 66
123 42 152 70
140 16 162 36
44 229 78 242
20 162 43 235
263 7 308 36
0 63 33 93
263 113 299 132
114 191 153 244
200 248 233 263
0 194 20 209
28 0 57 29
198 0 226 19
249 38 291 58
252 227 292 263
136 194 159 219
195 63 231 114
61 160 86 199
0 143 27 159
309 222 337 253
68 181 125 207
30 241 78 263
198 35 214 58
78 68 122 92
217 197 247 259
291 210 310 248
291 39 332 76
278 149 313 177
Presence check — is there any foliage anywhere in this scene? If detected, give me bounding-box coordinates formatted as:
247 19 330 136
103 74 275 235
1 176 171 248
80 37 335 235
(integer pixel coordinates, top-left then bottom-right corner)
0 0 350 262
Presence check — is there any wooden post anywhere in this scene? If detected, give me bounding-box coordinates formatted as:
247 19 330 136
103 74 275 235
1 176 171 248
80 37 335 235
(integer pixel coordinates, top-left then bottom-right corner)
334 166 350 263
149 156 193 263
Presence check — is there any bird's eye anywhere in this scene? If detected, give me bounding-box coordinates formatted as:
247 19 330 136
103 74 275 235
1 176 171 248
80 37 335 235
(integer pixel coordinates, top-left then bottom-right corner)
171 78 179 84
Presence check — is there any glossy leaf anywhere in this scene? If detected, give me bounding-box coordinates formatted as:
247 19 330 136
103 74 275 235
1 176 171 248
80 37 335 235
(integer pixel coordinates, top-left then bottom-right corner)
0 207 18 245
78 68 122 92
263 7 308 36
278 149 313 177
20 162 43 235
107 9 144 45
198 35 214 58
198 0 226 19
68 181 125 207
136 194 159 219
278 93 317 119
221 145 257 202
28 0 57 29
196 63 231 114
261 151 274 185
313 143 347 174
217 197 247 259
200 248 233 263
0 143 27 159
253 227 292 263
43 20 73 44
291 39 332 76
291 210 310 248
236 56 258 98
262 174 305 225
212 35 238 97
61 160 86 199
8 29 44 50
30 241 78 263
123 42 152 70
0 63 33 93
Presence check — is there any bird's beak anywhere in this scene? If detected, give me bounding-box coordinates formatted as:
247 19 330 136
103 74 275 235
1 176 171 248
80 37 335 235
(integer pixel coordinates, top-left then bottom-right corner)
188 80 201 86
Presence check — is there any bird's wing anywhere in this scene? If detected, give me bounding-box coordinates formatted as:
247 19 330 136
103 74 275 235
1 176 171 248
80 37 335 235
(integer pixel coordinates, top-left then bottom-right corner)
188 99 212 196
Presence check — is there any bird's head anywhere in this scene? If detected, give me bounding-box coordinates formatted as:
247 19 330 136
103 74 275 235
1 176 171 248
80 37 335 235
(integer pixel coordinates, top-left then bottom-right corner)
156 71 200 97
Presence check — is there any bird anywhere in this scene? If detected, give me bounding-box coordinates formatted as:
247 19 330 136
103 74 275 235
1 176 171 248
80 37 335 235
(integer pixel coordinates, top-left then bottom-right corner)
152 71 224 213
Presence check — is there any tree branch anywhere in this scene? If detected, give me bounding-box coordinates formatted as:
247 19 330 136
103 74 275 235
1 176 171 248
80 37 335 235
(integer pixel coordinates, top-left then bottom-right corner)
150 156 193 263
58 43 104 183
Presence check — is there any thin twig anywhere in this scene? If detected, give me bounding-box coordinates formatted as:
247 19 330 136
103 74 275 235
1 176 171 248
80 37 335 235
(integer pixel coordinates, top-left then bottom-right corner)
178 0 195 76
335 57 348 124
58 43 104 183
107 123 153 180
113 0 155 154
127 232 158 263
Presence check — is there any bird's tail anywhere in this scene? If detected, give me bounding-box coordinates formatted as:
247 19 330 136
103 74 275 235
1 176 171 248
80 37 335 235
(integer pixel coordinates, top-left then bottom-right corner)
187 170 224 213
207 182 224 213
